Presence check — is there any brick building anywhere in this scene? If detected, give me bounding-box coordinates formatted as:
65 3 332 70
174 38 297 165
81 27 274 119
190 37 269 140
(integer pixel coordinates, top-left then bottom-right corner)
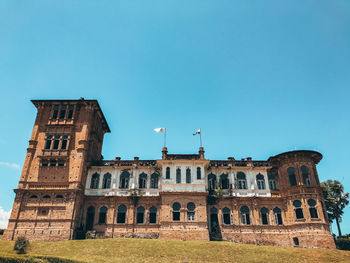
4 99 335 248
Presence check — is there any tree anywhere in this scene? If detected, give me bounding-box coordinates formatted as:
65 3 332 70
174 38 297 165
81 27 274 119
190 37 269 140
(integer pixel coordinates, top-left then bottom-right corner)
321 180 349 237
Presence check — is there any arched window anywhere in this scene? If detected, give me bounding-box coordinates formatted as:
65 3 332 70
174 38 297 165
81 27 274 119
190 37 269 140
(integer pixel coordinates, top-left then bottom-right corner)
288 167 297 186
176 168 181 183
308 199 318 219
43 195 51 199
90 173 100 189
56 195 64 199
136 206 145 224
301 166 311 185
208 173 217 190
222 207 231 225
98 206 108 224
119 171 130 189
313 167 320 185
273 207 283 225
187 202 195 221
150 173 159 188
293 200 304 219
220 173 229 189
117 205 127 224
197 167 201 180
240 206 250 225
166 167 171 179
256 173 266 190
186 168 191 184
237 172 247 190
139 173 147 189
172 202 181 221
293 237 299 246
149 206 157 224
102 173 111 189
268 174 277 190
86 206 95 230
260 207 269 225
30 195 38 199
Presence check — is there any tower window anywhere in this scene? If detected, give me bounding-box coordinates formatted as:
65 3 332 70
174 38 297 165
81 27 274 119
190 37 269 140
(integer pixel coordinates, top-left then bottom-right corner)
288 167 297 186
237 172 247 190
256 173 266 190
120 171 130 189
67 105 74 119
186 168 191 184
59 105 67 119
139 173 147 189
150 173 159 188
61 135 68 150
273 207 283 225
102 173 111 189
208 173 217 191
52 135 60 150
301 166 311 185
293 200 304 219
166 167 170 179
51 105 59 119
45 136 53 150
90 173 100 189
220 173 229 189
197 167 201 180
176 168 181 183
308 199 318 219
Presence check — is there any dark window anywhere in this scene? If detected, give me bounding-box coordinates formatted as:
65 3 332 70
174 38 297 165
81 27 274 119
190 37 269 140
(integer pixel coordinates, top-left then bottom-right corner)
61 135 68 150
308 199 318 219
42 162 48 167
176 168 181 183
260 207 269 225
293 237 299 246
273 207 283 225
52 105 59 119
208 173 217 191
86 206 95 230
30 195 38 199
102 173 111 189
56 195 64 199
313 167 320 185
120 171 130 189
58 162 65 167
67 105 74 119
45 135 53 150
186 168 191 184
117 205 126 223
220 173 229 189
166 167 170 179
288 167 297 186
197 167 201 180
293 200 304 219
256 173 266 190
150 173 159 188
240 206 250 225
187 202 195 221
59 105 67 119
139 173 147 188
98 206 107 224
172 202 181 221
222 207 231 225
50 160 57 167
268 174 277 190
136 206 145 224
52 135 60 150
43 195 51 199
149 206 157 224
301 166 311 185
237 172 247 189
90 173 100 189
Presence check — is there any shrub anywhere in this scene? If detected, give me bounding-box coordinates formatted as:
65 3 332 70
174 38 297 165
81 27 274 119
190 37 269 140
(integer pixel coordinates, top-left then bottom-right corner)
14 236 30 254
336 238 350 251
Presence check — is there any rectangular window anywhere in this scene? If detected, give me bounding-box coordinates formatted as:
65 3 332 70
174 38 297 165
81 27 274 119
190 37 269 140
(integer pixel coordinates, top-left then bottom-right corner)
44 135 53 150
117 213 126 224
42 162 48 167
289 175 297 186
261 213 268 225
275 213 283 225
173 211 180 221
149 213 157 224
137 213 144 224
61 135 68 150
176 169 181 183
58 162 65 167
50 160 57 167
67 105 74 119
52 135 61 150
166 167 170 179
51 105 59 119
59 105 67 119
223 214 231 225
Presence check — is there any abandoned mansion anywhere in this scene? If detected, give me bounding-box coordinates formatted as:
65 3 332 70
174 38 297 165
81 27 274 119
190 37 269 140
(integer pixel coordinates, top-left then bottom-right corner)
4 99 335 248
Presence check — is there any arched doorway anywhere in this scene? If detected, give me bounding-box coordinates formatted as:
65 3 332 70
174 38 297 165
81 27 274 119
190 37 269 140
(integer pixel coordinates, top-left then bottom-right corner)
209 207 222 241
86 206 95 230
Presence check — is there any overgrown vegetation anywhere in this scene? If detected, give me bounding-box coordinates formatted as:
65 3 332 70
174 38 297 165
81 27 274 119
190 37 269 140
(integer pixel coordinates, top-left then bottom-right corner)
14 237 30 254
0 229 4 235
0 238 350 263
335 237 350 251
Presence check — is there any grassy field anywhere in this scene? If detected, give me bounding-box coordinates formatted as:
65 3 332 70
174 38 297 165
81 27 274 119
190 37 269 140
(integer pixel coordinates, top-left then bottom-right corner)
1 238 350 263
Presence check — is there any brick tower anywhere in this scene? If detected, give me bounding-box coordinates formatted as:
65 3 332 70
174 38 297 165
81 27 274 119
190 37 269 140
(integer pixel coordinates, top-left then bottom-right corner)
3 99 110 241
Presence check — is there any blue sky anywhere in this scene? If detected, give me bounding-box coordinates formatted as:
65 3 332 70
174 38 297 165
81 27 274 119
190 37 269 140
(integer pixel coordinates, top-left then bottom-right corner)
0 1 349 233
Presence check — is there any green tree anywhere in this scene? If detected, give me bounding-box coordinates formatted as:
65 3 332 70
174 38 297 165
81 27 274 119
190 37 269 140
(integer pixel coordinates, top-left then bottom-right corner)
321 180 349 237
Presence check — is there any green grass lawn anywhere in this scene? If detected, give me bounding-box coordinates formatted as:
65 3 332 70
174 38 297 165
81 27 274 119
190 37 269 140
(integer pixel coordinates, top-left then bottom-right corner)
1 238 350 263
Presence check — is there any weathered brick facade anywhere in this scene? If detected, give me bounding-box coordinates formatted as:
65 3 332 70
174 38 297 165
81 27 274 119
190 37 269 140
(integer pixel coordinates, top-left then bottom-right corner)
4 99 335 249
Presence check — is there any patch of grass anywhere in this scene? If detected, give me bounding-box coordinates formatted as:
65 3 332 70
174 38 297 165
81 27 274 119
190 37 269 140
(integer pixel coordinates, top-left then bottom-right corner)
0 238 350 263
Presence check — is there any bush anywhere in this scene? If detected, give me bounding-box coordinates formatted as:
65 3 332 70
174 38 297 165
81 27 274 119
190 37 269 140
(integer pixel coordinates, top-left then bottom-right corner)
0 229 4 235
14 236 30 254
336 238 350 251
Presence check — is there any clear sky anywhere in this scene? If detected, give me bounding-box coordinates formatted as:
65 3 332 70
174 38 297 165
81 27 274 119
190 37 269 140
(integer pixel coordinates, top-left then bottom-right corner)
0 1 349 233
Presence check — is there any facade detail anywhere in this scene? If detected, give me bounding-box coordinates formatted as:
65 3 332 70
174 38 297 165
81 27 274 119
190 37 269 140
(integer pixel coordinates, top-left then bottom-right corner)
4 99 335 248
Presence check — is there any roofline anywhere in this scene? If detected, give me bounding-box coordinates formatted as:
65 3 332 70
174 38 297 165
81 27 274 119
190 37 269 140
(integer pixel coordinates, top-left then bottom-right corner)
268 150 322 163
31 99 111 133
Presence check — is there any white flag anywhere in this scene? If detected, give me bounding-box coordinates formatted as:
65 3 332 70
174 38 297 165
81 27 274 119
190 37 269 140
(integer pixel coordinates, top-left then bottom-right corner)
154 128 166 133
193 129 201 136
